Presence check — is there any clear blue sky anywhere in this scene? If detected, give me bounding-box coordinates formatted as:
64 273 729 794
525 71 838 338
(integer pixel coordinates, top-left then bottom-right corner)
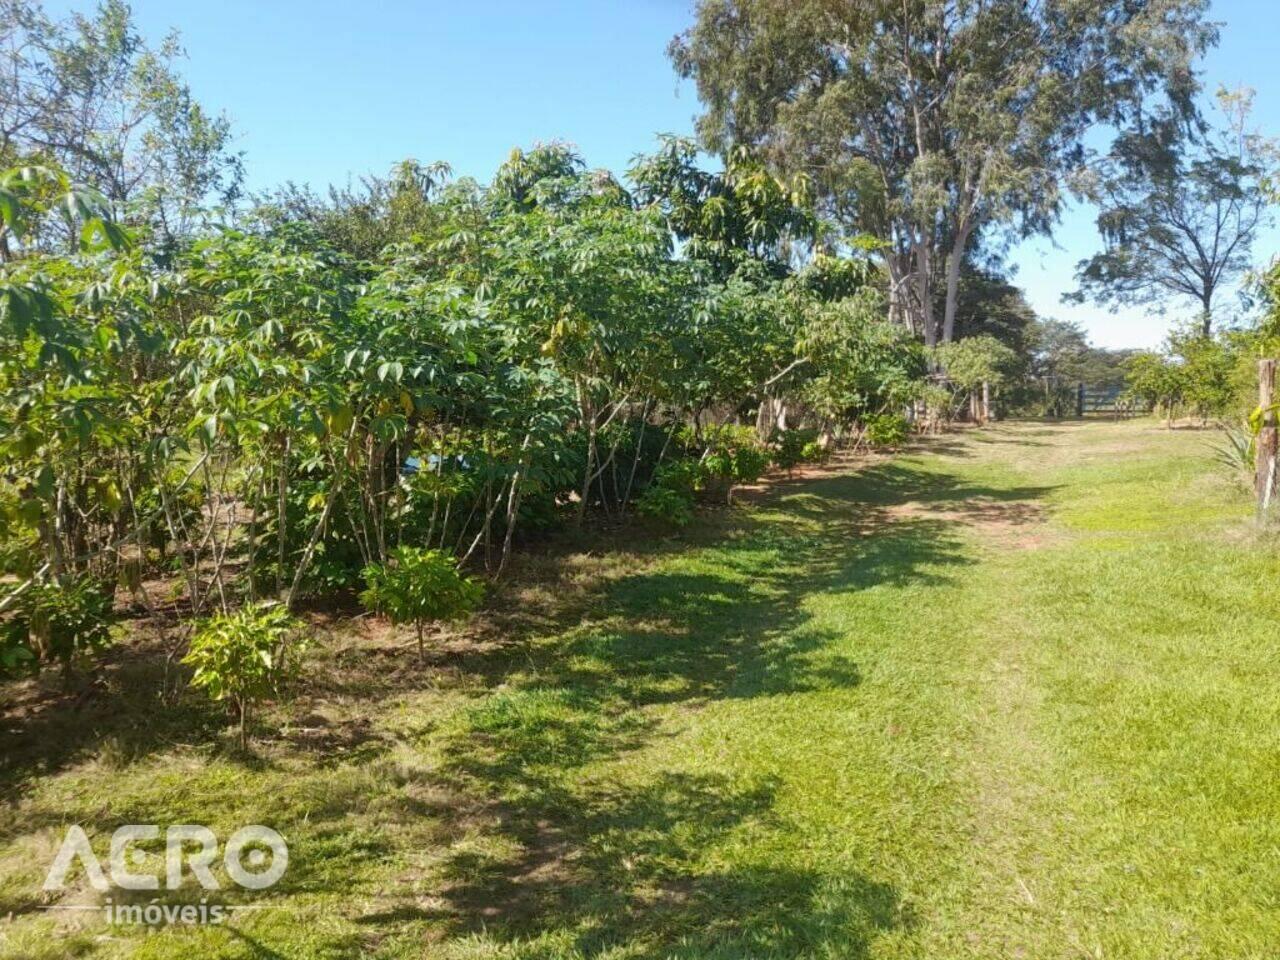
69 0 1280 350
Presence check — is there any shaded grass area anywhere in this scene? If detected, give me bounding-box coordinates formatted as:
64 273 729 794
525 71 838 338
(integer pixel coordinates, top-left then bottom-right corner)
2 420 1279 958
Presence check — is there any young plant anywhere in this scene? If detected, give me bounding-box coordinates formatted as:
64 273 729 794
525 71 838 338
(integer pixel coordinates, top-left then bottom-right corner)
360 547 483 659
636 484 695 528
2 578 114 681
771 428 823 474
184 602 303 748
863 412 909 449
700 425 770 503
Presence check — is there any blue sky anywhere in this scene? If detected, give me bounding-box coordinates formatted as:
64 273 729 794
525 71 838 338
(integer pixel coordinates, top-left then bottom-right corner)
76 0 1280 349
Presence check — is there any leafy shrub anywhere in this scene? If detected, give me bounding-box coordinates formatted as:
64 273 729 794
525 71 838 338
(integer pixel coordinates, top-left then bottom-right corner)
360 547 483 658
700 424 769 502
914 383 955 429
1 577 115 679
800 439 831 464
770 428 821 473
932 335 1020 390
0 612 36 678
651 459 702 496
184 602 304 747
636 484 695 528
863 412 909 448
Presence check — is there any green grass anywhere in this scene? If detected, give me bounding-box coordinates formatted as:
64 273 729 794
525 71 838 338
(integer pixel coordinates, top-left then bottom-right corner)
3 419 1280 958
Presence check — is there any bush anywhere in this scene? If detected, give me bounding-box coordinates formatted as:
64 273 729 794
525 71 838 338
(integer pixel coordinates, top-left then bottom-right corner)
636 484 695 528
0 611 36 678
651 459 702 497
770 428 821 473
184 602 304 747
863 412 909 448
1 577 115 679
360 547 483 658
800 439 831 464
700 424 769 502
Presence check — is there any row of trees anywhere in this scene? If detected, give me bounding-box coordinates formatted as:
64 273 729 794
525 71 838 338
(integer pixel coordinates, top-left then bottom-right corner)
670 0 1222 346
0 136 931 673
0 0 1268 700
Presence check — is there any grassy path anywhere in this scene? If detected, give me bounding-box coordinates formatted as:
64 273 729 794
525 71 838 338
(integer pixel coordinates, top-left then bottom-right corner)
4 420 1280 958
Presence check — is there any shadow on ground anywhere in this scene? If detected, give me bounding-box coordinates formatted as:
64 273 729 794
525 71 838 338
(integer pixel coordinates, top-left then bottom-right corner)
0 432 1058 956
410 453 1053 954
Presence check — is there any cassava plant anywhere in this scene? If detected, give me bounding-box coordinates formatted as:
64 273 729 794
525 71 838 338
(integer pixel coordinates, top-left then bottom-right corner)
360 547 483 659
184 602 304 747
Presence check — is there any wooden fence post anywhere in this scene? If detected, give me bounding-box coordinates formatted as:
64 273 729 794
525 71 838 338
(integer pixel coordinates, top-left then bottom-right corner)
1256 359 1277 512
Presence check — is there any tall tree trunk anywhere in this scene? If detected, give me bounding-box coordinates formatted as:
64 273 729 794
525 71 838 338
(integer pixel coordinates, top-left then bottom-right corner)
915 233 936 348
942 219 972 344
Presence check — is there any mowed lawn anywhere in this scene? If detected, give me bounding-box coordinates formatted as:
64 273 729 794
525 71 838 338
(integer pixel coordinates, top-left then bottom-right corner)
3 419 1280 959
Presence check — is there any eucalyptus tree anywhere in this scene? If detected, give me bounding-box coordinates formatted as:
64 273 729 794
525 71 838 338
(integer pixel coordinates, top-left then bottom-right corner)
0 0 243 242
1070 89 1277 336
670 0 1216 345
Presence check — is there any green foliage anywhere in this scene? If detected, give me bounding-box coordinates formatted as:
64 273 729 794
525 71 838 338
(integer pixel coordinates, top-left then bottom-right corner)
1125 326 1243 424
1028 318 1135 387
650 459 702 497
1124 352 1183 414
1070 90 1277 336
635 485 695 528
672 0 1214 344
770 428 819 472
946 267 1037 353
184 602 303 746
360 547 483 656
795 293 924 421
799 438 831 464
1173 330 1237 421
770 427 833 472
0 0 243 242
1210 421 1253 479
698 424 769 502
0 577 113 675
933 336 1019 391
0 133 928 624
863 413 909 449
629 134 814 272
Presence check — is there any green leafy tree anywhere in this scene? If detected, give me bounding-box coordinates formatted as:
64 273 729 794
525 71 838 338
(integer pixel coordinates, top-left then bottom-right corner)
670 0 1215 345
184 602 303 747
934 335 1019 421
1071 89 1278 335
360 547 483 658
1125 352 1185 425
1 576 113 680
0 0 243 241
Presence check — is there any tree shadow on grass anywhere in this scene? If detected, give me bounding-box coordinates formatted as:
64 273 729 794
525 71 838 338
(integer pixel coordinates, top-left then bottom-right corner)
425 764 909 958
0 451 1052 956
0 641 228 801
410 458 1053 953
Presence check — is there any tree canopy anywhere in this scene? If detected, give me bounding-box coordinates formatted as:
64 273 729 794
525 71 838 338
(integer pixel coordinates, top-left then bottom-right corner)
670 0 1217 346
1070 88 1278 335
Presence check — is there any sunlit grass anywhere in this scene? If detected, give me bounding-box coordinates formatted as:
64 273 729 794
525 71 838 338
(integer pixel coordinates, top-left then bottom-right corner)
3 418 1278 958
